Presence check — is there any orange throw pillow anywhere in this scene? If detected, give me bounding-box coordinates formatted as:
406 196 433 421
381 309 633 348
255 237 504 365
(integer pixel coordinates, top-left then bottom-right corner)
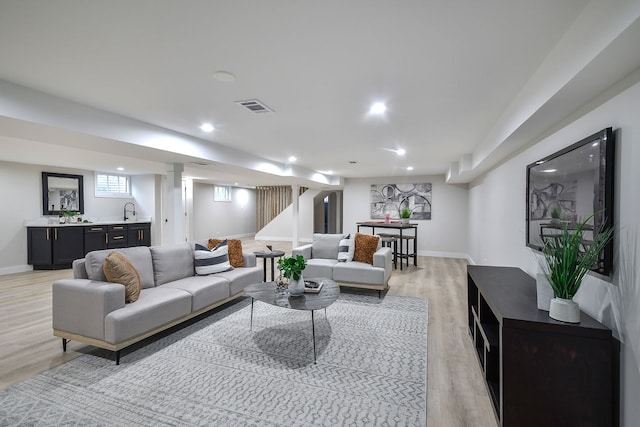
208 238 245 267
353 233 380 265
103 252 141 303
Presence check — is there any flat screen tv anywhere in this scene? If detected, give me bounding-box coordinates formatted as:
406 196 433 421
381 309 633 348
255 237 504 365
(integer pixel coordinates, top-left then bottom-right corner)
526 127 615 276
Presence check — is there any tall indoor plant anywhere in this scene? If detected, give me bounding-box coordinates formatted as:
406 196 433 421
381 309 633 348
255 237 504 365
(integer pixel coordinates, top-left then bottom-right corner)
541 213 613 322
277 255 307 296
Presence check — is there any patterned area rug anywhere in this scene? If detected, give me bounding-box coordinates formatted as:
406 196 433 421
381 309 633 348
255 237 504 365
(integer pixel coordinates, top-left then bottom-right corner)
0 293 428 426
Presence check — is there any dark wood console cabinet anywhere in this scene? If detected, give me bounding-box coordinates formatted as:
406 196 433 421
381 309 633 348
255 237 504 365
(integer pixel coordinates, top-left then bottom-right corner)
28 222 151 269
467 265 619 427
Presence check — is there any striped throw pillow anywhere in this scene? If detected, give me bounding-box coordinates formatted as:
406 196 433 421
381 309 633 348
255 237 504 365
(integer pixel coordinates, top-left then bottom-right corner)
194 241 232 275
337 237 354 262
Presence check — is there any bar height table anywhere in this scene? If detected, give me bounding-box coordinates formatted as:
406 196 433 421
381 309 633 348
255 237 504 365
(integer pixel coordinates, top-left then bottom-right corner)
356 221 418 270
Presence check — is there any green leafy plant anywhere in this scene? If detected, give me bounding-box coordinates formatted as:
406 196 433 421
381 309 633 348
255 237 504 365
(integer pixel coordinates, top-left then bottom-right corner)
541 213 613 299
550 205 561 219
277 255 307 281
400 207 412 219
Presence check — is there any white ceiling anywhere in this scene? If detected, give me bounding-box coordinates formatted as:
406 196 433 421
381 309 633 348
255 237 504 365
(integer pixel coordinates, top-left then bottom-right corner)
1 0 637 187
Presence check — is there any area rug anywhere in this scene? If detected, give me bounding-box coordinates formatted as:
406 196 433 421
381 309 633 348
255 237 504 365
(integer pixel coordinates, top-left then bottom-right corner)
0 293 428 426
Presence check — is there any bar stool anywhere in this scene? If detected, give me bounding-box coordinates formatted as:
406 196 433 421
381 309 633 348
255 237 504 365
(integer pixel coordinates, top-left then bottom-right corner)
399 235 416 268
379 233 399 269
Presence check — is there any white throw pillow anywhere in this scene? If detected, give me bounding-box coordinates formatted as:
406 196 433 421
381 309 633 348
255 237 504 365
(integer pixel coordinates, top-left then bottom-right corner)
194 241 232 275
337 237 355 262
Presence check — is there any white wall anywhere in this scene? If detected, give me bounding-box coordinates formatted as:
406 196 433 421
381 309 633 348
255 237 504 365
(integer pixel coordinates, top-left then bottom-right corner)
343 175 469 257
192 182 256 241
0 161 149 274
0 162 41 273
468 79 640 425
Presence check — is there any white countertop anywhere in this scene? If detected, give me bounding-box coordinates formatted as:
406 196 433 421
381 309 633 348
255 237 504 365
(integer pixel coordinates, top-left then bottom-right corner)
25 218 152 227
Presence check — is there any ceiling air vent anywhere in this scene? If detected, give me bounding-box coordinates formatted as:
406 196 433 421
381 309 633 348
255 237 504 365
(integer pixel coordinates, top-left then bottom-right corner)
235 99 274 114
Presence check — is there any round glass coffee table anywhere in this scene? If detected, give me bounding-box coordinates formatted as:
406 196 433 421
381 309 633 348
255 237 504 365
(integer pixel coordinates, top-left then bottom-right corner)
244 278 339 363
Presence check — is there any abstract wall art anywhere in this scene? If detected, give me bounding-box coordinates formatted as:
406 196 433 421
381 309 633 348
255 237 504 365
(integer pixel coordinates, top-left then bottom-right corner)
370 183 432 220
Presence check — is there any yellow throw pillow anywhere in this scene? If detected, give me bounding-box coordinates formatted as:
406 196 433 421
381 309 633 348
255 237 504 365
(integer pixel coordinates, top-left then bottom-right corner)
208 238 245 268
353 233 380 265
103 252 142 303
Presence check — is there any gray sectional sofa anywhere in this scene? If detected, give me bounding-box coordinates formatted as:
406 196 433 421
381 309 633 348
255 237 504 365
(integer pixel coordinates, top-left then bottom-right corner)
293 233 392 295
52 242 262 364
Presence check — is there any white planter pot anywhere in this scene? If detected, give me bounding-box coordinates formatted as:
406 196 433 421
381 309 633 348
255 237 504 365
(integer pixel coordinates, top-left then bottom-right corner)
549 298 581 323
536 274 554 311
288 272 305 297
401 218 409 224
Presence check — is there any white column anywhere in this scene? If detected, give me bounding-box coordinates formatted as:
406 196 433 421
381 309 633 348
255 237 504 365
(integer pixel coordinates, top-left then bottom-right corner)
163 163 185 244
292 184 300 248
184 178 194 243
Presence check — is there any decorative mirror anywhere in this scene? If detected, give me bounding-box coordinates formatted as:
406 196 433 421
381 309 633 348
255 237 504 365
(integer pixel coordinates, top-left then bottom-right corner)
42 172 84 215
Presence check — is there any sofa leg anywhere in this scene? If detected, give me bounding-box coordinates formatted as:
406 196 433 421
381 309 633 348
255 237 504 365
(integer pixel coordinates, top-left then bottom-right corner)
62 338 67 352
115 350 121 365
378 290 381 299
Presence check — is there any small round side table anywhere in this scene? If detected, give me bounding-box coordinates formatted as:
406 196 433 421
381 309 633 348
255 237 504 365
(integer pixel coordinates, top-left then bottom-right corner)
253 250 286 282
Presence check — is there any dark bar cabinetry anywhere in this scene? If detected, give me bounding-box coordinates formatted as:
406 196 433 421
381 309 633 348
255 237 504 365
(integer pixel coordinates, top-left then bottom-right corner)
27 222 151 269
84 225 108 253
28 226 85 268
127 222 151 247
467 265 619 427
107 224 128 248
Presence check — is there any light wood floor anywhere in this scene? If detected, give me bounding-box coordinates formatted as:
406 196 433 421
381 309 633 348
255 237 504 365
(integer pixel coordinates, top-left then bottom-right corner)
0 239 497 427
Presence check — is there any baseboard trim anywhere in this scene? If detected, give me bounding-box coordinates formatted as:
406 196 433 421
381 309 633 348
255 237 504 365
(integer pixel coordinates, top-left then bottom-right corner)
417 251 469 259
0 264 33 276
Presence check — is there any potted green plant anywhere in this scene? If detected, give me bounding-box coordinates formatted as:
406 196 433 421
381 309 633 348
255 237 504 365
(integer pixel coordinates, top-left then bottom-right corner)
541 213 613 322
277 255 307 296
399 207 412 224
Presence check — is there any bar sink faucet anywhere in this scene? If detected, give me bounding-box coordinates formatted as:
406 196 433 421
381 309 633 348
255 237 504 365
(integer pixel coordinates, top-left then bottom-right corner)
124 202 136 221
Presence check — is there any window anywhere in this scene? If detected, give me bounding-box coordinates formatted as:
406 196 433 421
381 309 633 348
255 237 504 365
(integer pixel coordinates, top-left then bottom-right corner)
214 185 232 202
95 173 131 198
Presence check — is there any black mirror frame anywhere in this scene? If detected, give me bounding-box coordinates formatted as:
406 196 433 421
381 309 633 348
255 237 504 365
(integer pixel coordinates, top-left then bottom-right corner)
42 172 84 215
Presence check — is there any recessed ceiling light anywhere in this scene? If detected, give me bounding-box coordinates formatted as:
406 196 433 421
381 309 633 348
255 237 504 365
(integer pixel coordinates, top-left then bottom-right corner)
200 123 214 132
117 167 124 171
234 182 239 186
542 169 557 173
369 102 387 115
288 156 297 163
396 148 406 156
212 70 236 82
407 166 414 171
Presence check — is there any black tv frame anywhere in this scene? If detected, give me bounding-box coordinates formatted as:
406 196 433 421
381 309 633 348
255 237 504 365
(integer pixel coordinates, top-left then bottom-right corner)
526 127 615 276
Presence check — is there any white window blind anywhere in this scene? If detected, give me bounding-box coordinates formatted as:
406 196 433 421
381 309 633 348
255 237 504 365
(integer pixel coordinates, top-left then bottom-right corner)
95 173 131 197
214 185 232 202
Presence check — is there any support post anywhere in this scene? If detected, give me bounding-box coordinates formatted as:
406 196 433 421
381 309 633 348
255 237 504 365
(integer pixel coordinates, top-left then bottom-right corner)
292 184 300 249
